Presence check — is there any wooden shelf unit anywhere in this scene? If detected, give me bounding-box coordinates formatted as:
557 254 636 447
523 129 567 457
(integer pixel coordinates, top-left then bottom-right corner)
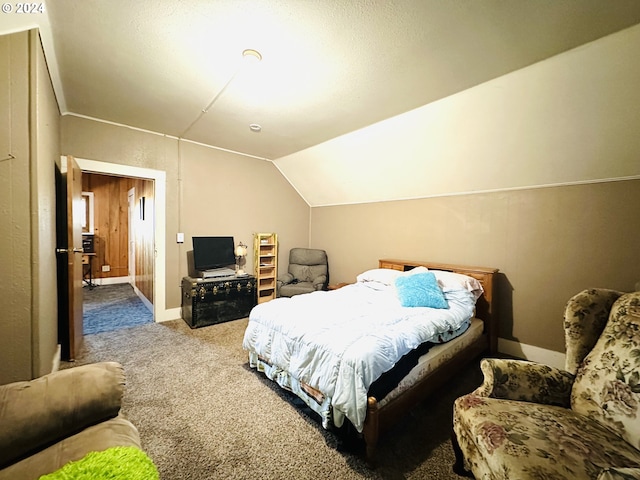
254 233 278 303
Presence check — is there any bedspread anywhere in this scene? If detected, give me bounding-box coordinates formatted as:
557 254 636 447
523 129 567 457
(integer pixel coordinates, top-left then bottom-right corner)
242 281 476 432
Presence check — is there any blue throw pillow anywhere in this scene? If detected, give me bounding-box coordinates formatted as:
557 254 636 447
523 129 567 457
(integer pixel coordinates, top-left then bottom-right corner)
395 272 449 309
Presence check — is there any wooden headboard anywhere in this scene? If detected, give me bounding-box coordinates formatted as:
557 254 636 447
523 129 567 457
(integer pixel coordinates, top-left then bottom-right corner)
378 259 499 354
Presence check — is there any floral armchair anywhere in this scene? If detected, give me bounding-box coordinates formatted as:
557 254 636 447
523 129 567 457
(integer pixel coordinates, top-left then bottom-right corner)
453 289 640 480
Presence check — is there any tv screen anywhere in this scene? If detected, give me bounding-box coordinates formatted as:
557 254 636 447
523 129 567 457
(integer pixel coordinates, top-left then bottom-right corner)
192 236 236 271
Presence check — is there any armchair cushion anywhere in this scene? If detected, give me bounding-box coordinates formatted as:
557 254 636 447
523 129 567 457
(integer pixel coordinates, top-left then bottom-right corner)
0 362 143 480
1 418 141 480
40 446 158 480
277 272 294 286
289 264 323 284
454 394 640 480
0 361 125 468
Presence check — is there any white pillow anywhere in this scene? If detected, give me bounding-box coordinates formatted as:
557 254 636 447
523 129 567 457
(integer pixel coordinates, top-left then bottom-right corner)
357 267 484 300
356 268 402 286
400 266 429 276
430 270 484 300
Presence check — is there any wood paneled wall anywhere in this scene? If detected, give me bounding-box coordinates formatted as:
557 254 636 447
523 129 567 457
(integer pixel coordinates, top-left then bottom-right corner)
134 177 154 303
82 173 154 303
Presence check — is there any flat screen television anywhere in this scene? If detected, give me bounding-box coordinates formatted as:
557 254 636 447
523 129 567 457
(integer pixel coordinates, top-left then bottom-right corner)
192 236 236 271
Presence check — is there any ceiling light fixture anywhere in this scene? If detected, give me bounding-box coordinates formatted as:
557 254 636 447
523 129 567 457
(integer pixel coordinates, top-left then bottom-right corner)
242 49 262 63
249 124 262 133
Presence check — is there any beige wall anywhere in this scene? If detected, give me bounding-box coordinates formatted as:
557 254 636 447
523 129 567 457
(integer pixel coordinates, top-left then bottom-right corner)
33 30 61 378
0 31 32 383
60 116 310 310
310 179 640 353
0 30 59 383
178 140 309 279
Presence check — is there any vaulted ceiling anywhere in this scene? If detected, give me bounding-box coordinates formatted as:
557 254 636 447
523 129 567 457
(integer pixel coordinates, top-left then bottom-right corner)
5 1 640 160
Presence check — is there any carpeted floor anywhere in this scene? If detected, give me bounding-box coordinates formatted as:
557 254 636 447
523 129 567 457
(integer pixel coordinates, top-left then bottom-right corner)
64 317 483 479
83 283 154 335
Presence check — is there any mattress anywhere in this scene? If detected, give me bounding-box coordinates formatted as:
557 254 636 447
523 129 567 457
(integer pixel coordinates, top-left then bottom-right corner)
378 317 484 408
246 317 483 434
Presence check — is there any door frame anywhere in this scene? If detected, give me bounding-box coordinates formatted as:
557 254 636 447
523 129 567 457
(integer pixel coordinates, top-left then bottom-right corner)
127 187 136 286
68 157 167 322
55 156 85 360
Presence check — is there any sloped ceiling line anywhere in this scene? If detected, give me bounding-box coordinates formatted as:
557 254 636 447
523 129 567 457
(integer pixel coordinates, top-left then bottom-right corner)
3 1 640 207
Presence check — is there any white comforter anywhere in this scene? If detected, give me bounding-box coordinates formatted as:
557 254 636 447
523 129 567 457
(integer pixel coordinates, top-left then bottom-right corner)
242 281 476 432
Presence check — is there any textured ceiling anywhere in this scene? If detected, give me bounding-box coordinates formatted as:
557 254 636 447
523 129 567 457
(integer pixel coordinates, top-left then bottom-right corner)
29 1 640 159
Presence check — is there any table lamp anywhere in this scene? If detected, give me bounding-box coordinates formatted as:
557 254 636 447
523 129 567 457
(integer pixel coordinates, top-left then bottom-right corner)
235 242 248 275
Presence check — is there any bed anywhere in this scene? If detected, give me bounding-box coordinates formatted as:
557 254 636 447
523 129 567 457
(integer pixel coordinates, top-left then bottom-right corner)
242 258 499 461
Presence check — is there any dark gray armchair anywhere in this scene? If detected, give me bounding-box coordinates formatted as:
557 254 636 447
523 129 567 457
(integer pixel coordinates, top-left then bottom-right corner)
277 248 328 297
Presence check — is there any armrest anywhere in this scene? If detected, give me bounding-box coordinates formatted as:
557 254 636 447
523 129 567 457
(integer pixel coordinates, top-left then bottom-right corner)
472 358 575 407
277 273 294 286
598 468 640 480
312 274 327 290
0 362 125 468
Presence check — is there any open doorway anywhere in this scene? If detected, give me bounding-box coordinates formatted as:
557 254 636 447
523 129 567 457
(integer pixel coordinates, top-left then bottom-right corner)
72 157 168 324
80 172 154 334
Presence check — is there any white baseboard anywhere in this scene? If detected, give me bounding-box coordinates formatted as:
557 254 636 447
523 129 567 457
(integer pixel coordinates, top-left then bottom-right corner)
93 275 129 286
51 344 61 373
157 307 181 322
497 337 566 370
132 284 153 313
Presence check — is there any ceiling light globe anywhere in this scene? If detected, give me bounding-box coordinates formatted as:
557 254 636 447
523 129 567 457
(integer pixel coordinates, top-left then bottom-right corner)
242 49 262 63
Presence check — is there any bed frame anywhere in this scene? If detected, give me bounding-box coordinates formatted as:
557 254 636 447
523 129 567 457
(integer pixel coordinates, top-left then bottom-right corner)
361 259 499 462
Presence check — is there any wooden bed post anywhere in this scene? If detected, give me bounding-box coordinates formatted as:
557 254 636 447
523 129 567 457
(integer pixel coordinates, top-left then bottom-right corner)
363 397 379 463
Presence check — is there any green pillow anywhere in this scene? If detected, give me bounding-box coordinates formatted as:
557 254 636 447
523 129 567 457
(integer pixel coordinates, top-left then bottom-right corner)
395 272 449 309
40 446 158 480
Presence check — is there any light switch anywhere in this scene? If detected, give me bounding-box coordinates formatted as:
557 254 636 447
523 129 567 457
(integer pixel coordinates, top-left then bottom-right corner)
176 232 184 243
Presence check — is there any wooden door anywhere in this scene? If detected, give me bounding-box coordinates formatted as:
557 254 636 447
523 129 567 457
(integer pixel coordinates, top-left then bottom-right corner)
56 155 84 360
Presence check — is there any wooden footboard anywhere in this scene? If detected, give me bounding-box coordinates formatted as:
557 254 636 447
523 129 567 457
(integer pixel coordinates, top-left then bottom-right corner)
362 259 499 463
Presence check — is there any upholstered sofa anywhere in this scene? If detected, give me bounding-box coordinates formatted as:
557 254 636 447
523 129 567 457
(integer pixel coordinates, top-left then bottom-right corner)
453 289 640 480
277 248 329 297
0 361 145 479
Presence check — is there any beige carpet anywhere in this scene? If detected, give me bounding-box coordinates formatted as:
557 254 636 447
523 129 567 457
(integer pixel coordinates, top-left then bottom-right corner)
64 317 482 479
